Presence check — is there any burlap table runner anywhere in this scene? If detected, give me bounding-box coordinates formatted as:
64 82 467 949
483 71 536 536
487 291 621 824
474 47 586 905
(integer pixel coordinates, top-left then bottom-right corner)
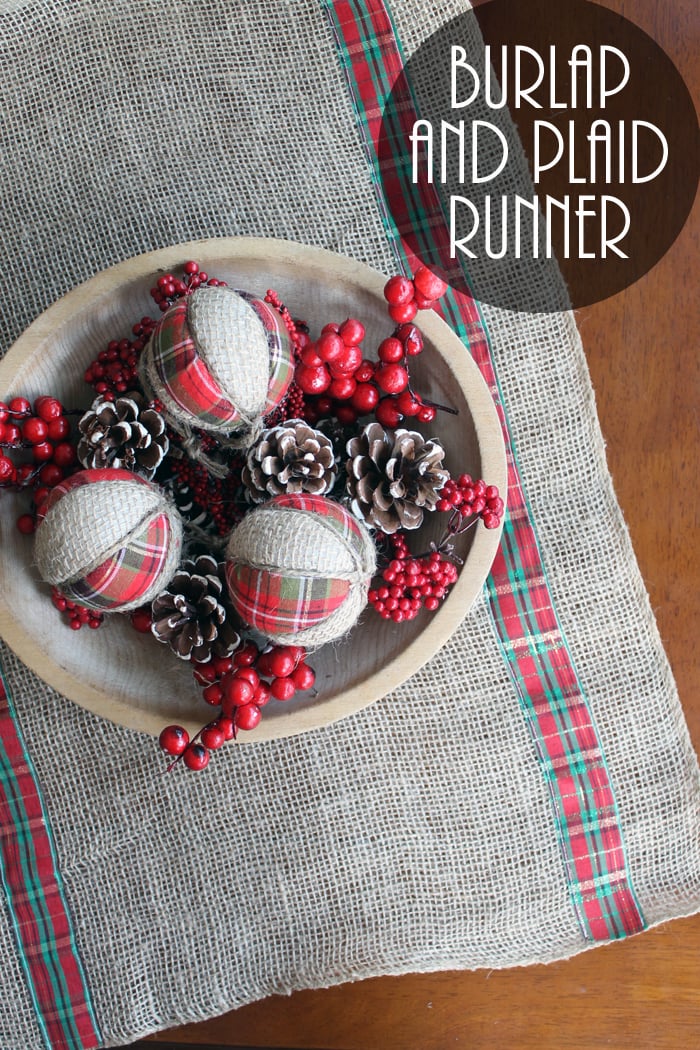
0 2 698 1048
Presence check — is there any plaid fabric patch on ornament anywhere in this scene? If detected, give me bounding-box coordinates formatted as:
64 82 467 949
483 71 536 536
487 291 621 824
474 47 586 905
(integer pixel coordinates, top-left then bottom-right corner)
65 512 172 611
149 299 241 428
273 492 369 548
226 562 350 635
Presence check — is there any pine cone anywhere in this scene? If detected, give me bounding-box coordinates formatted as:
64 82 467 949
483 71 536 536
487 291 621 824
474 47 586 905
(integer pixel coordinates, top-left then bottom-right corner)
346 422 449 533
151 554 240 662
242 418 337 502
77 393 169 479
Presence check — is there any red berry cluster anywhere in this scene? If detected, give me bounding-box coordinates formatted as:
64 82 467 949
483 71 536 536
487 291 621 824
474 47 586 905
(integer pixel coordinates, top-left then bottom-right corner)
51 587 104 631
436 475 504 530
83 321 155 395
294 267 450 430
0 396 78 533
294 317 372 425
368 532 459 621
383 264 448 323
158 642 316 771
149 260 226 313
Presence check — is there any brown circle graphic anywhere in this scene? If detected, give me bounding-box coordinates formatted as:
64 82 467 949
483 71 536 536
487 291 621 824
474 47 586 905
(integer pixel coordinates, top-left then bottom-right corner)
379 0 699 312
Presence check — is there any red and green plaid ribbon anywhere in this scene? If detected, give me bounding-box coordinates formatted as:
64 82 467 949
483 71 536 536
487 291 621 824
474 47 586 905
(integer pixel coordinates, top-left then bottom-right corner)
0 668 101 1049
323 0 646 940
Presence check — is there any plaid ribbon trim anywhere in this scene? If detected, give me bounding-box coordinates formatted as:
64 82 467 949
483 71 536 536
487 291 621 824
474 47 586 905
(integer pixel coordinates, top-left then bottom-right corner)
149 300 241 428
0 668 101 1049
66 512 172 611
323 0 645 940
237 292 295 413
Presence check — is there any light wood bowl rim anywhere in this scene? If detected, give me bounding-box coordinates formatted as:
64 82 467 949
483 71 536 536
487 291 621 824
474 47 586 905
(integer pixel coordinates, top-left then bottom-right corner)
0 237 507 741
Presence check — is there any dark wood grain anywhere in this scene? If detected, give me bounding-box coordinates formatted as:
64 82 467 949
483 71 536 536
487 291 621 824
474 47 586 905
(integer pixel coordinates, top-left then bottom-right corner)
139 1 699 1046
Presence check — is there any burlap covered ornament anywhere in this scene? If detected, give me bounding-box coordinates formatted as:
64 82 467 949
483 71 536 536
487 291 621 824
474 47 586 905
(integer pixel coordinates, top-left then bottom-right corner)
224 493 376 647
139 285 294 451
34 468 182 612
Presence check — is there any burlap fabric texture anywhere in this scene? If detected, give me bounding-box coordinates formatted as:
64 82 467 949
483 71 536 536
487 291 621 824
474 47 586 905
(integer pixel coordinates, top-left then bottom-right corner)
0 2 698 1048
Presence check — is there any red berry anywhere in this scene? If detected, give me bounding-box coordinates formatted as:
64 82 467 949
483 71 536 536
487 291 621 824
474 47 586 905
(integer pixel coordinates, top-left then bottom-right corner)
235 704 262 731
388 301 418 324
233 642 259 667
216 717 235 741
300 345 324 367
47 416 70 441
222 675 255 707
267 647 297 678
482 512 500 529
159 724 190 755
16 513 35 535
350 382 379 415
183 260 200 275
354 360 375 383
339 317 365 345
235 667 260 689
52 442 76 468
412 291 435 311
291 663 316 691
38 464 62 487
329 375 356 401
417 405 437 423
378 337 404 363
32 441 54 463
211 654 234 676
130 607 152 633
413 265 448 300
201 723 226 750
296 365 331 395
253 682 271 707
202 682 224 705
0 402 7 423
34 396 64 422
315 331 345 363
183 744 210 770
271 676 296 701
329 344 363 375
3 423 21 445
375 363 409 395
396 390 422 416
22 417 49 444
8 396 31 417
375 397 402 428
383 275 414 306
0 455 15 483
396 324 424 356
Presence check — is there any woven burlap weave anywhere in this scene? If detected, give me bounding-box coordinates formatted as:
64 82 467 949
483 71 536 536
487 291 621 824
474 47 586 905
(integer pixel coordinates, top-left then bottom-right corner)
0 2 698 1048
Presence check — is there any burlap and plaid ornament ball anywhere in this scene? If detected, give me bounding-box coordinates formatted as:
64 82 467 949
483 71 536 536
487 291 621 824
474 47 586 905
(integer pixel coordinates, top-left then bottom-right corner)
224 493 376 647
138 285 293 444
34 468 182 612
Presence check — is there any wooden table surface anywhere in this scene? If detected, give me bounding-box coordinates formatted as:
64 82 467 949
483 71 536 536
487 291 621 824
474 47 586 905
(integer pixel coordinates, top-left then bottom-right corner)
132 2 699 1047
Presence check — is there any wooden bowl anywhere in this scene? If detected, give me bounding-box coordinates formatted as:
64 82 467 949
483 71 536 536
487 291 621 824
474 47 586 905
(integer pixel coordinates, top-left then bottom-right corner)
0 238 506 741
